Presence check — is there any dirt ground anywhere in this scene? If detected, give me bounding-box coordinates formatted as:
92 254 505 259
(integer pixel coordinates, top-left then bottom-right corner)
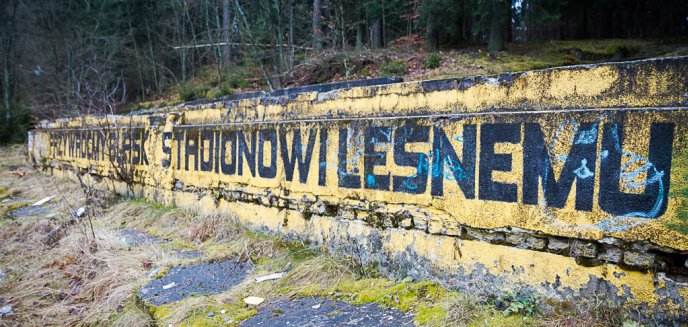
0 145 636 326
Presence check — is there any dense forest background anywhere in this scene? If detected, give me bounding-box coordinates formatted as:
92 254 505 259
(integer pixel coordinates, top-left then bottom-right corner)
1 0 687 143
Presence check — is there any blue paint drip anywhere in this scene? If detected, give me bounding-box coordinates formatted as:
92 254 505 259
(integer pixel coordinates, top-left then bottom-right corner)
367 174 376 187
404 153 427 190
600 150 609 159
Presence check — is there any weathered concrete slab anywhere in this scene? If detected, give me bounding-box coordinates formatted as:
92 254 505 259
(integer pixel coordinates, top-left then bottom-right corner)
8 204 57 217
138 259 252 305
28 57 688 321
241 297 414 327
168 248 204 259
117 229 164 247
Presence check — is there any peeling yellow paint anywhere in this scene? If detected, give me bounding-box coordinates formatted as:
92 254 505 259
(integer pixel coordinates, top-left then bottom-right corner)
28 57 688 317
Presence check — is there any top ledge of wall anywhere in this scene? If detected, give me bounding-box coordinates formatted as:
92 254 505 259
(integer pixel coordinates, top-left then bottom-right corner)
38 56 688 126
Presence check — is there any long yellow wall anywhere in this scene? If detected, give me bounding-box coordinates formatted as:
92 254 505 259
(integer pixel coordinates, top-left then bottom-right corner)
29 57 688 320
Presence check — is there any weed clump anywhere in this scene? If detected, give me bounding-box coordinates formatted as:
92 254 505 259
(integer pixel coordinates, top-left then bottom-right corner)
179 84 208 102
380 60 408 76
426 53 443 69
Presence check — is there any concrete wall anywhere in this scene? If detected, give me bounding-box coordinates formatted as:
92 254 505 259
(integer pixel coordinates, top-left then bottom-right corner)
29 57 688 321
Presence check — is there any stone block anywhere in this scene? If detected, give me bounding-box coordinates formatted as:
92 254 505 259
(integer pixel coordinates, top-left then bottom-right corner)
623 251 655 269
466 228 505 243
524 236 547 250
399 217 414 229
598 245 623 263
427 218 444 234
506 233 526 245
547 238 569 252
340 210 356 220
507 234 547 250
570 241 598 258
413 217 428 231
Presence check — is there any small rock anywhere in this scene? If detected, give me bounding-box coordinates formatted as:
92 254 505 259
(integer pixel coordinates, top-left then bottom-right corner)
599 237 623 246
623 251 655 268
525 236 547 250
207 311 215 317
220 309 226 314
630 243 650 252
466 228 505 243
0 305 12 315
598 246 623 263
244 296 264 305
162 282 176 290
399 217 413 229
508 234 547 249
570 241 598 258
0 267 4 283
548 238 569 252
225 318 234 324
75 207 86 217
684 259 688 269
506 233 526 245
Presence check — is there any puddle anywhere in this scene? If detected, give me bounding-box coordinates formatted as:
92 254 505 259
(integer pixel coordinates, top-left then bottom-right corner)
118 229 164 247
139 259 253 306
241 297 415 326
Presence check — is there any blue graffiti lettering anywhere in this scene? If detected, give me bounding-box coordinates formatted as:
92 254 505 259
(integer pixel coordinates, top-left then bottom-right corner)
573 159 594 179
595 124 665 232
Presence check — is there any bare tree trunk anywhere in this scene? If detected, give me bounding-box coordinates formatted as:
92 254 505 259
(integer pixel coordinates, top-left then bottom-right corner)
380 0 386 46
126 4 145 100
2 57 10 123
203 0 221 83
487 0 506 51
507 0 513 42
273 0 285 88
339 0 346 50
356 23 364 49
222 0 231 68
312 0 322 49
425 22 439 52
2 0 18 124
145 21 160 92
288 0 295 70
234 0 274 90
371 17 383 48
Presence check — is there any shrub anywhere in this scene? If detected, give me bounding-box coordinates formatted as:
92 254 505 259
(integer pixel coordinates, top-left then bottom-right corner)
426 53 443 69
227 74 250 89
179 84 208 102
380 60 408 76
212 84 234 98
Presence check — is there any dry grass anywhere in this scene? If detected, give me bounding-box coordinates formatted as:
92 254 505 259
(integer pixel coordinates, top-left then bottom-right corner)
0 145 636 326
0 146 157 326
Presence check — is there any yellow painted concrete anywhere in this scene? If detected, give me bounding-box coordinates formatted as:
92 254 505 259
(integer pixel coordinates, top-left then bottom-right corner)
27 57 688 314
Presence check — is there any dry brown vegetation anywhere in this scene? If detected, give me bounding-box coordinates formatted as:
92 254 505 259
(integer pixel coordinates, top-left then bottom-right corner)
0 145 635 326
